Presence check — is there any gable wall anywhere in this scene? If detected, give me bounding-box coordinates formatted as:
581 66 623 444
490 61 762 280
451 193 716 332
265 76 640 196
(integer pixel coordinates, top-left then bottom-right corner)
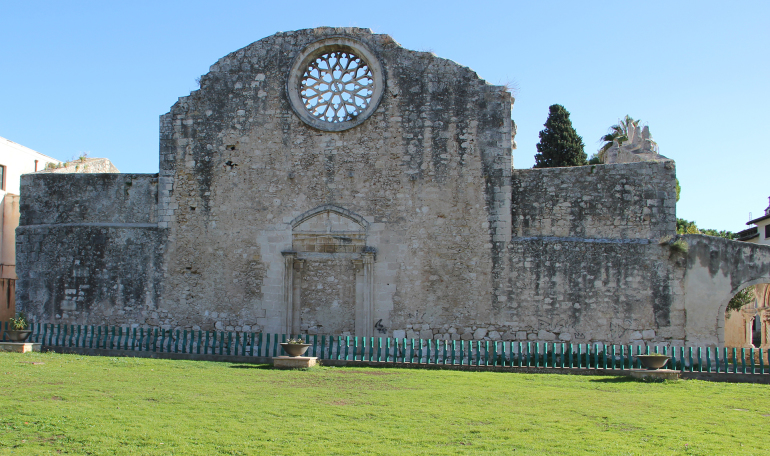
155 27 512 334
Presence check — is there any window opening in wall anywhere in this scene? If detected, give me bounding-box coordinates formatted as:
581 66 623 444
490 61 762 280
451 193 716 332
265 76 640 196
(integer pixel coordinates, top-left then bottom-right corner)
765 224 770 239
300 50 374 124
287 37 384 132
0 165 5 191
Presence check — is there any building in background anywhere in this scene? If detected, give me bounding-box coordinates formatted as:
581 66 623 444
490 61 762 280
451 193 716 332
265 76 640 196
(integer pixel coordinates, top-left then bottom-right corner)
0 137 61 320
737 197 770 245
726 197 770 348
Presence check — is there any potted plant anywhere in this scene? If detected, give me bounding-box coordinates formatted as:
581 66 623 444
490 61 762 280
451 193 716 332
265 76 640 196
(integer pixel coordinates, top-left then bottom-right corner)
279 338 312 357
5 312 32 342
636 353 671 370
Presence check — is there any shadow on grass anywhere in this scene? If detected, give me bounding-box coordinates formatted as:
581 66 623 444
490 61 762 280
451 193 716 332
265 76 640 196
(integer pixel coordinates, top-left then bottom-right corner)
229 364 273 369
589 376 670 384
588 376 638 383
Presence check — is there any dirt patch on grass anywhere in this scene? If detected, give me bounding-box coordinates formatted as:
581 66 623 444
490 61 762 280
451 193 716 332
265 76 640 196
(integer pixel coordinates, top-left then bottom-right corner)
38 435 66 444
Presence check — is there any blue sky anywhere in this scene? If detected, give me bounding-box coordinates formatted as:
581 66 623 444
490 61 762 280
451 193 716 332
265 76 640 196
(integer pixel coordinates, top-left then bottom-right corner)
1 1 768 232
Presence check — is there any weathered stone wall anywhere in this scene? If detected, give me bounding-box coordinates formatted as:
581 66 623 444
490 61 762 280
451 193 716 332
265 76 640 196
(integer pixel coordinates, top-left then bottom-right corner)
19 174 157 226
463 161 683 346
491 239 685 345
16 27 768 349
511 161 676 240
16 173 163 324
155 27 512 335
16 226 165 324
300 258 357 335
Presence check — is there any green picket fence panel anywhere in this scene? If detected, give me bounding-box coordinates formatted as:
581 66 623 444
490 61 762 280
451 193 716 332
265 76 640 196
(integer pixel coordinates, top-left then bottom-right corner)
9 322 769 376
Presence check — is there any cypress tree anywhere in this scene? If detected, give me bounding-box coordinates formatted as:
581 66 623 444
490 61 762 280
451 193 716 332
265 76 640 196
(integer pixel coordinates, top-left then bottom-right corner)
533 104 586 168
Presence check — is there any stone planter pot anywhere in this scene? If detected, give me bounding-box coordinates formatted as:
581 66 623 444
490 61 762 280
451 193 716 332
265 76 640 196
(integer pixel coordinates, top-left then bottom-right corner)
636 355 670 370
4 330 32 342
280 343 312 357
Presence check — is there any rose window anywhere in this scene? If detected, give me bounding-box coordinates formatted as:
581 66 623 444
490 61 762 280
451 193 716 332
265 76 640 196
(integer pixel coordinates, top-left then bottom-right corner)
287 38 384 132
300 51 374 123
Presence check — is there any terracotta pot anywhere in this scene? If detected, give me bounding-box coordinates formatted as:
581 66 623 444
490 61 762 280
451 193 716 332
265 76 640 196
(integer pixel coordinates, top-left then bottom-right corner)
280 343 312 357
4 330 32 342
636 355 670 370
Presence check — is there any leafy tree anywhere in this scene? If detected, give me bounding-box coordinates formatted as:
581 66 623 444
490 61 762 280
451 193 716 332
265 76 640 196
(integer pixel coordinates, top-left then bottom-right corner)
598 115 639 162
727 286 755 312
675 178 681 202
675 218 737 239
533 105 586 168
676 218 699 235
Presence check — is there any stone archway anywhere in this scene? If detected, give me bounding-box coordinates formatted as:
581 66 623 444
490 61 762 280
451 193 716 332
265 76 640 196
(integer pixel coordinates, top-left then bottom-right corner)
724 282 770 348
282 205 375 337
681 235 770 347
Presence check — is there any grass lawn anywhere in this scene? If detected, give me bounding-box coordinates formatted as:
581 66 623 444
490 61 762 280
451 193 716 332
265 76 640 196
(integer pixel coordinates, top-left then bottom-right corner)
1 352 768 455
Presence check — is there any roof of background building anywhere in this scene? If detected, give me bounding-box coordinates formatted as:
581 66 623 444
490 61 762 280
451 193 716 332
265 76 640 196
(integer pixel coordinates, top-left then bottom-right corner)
747 213 770 225
737 226 759 242
0 136 61 163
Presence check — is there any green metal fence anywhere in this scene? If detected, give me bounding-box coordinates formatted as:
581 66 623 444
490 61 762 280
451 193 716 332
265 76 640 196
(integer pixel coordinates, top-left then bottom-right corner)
2 321 768 374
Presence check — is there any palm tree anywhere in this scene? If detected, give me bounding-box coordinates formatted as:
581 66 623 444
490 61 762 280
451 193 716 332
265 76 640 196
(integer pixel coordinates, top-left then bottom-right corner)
598 115 640 162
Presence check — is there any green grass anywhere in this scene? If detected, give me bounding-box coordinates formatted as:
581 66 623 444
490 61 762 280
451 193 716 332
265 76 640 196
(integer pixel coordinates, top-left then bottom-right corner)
1 352 768 455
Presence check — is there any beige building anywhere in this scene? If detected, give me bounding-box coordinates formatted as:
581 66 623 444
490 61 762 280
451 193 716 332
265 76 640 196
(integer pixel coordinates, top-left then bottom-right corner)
0 137 61 320
725 197 770 348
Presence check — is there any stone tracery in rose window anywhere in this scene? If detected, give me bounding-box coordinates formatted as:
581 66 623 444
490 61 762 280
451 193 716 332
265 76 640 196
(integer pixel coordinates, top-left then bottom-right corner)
300 50 375 123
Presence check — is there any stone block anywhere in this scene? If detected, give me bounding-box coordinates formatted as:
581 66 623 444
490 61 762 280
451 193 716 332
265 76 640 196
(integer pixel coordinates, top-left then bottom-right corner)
273 357 318 369
538 330 556 340
473 328 488 339
628 369 679 381
0 343 41 353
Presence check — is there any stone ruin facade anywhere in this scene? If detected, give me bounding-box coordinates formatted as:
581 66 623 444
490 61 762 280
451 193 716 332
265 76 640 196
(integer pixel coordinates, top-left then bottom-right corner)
16 27 770 347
